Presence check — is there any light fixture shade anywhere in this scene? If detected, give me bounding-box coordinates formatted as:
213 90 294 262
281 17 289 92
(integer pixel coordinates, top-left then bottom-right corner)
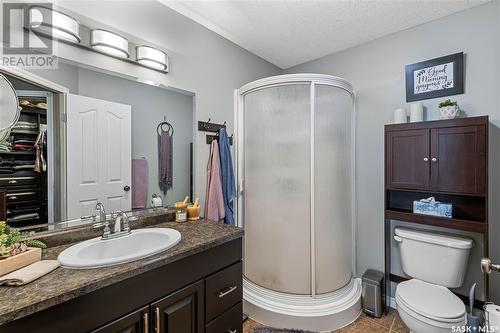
136 46 168 71
91 29 129 58
29 6 81 43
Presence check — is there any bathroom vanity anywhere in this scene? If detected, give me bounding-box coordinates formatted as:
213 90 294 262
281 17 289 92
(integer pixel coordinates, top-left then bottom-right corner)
0 216 243 333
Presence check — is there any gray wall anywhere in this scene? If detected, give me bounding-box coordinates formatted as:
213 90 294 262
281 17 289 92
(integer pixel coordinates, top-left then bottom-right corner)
286 2 500 302
49 1 282 209
30 63 194 207
76 68 193 207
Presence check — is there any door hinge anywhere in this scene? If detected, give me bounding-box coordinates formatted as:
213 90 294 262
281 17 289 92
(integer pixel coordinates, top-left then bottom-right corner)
61 113 67 123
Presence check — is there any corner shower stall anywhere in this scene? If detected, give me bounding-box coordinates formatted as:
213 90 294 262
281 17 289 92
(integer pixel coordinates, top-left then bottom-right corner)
235 74 360 331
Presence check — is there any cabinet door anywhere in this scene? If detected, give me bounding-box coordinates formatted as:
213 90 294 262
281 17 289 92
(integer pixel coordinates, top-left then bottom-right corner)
91 306 148 333
430 125 486 195
386 129 430 190
151 280 204 333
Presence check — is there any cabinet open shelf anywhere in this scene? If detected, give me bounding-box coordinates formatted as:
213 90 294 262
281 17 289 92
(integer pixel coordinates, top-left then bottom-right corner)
385 209 487 233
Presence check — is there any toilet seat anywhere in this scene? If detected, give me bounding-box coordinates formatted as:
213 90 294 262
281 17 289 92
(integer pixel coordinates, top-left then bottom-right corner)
396 279 466 326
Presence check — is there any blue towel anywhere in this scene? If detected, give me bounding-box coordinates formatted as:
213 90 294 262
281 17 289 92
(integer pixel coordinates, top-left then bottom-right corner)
218 128 236 225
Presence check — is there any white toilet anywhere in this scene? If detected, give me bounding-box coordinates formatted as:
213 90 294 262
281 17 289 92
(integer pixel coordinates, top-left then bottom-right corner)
394 228 474 333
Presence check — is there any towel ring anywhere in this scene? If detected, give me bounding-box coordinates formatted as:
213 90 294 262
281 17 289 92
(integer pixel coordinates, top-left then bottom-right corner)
157 122 174 136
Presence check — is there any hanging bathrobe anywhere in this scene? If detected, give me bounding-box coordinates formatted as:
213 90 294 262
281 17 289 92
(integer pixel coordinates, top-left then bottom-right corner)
218 128 236 225
205 140 225 222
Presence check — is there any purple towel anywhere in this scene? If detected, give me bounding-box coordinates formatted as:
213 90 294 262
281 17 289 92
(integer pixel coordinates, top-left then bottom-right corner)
132 159 148 209
204 140 225 222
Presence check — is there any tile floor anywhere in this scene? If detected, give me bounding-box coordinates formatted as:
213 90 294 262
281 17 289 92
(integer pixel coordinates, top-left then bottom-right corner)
243 309 410 333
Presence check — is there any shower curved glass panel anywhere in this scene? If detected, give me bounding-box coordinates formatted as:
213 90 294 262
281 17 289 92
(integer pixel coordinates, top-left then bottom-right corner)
235 74 359 331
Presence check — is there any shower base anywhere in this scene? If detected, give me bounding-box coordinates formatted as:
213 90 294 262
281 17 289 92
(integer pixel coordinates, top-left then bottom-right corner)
243 278 362 332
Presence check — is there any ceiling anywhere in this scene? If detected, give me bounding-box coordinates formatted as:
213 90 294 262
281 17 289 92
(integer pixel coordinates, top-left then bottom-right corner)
161 0 489 69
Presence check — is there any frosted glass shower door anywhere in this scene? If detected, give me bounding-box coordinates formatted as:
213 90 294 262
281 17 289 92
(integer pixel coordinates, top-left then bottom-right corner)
243 84 311 295
314 85 353 294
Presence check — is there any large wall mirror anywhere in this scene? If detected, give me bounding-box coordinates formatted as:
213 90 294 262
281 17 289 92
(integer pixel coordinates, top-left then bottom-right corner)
0 60 194 232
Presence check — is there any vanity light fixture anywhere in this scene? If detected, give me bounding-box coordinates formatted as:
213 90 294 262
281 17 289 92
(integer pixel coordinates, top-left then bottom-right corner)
91 29 129 58
29 6 81 43
136 46 168 72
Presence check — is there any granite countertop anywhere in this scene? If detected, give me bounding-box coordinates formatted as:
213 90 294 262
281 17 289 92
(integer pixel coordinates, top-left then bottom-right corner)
0 219 243 326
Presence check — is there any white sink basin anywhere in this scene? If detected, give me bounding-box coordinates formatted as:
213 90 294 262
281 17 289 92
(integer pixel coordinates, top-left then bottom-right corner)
58 228 181 269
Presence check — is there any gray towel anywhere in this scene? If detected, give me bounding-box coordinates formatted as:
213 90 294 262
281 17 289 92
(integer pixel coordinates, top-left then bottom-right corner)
158 131 173 194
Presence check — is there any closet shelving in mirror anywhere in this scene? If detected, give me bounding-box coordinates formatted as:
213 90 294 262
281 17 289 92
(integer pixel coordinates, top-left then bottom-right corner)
0 93 49 228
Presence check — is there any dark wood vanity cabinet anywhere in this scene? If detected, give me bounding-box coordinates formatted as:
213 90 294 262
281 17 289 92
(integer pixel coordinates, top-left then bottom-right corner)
385 117 487 195
152 280 204 333
91 306 149 333
2 238 243 333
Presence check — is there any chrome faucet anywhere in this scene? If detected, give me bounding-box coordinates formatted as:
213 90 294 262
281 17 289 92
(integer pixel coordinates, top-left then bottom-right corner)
113 211 131 235
95 203 107 223
92 203 131 239
93 203 111 238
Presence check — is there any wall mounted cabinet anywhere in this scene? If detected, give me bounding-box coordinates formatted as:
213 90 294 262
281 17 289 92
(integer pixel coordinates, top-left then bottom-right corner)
384 116 489 311
386 119 487 195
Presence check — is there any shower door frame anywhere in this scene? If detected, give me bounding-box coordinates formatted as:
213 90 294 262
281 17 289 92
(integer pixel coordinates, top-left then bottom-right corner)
234 74 357 297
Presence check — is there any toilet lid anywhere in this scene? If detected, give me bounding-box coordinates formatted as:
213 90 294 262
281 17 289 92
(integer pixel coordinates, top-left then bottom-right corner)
396 279 465 320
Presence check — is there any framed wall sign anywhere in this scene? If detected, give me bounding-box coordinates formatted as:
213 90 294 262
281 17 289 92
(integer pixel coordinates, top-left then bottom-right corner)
405 52 464 102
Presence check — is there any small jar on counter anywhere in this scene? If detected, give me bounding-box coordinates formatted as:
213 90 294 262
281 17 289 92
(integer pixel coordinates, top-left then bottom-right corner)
175 205 187 222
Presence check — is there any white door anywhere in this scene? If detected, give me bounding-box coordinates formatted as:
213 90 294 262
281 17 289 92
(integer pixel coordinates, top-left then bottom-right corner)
66 94 132 219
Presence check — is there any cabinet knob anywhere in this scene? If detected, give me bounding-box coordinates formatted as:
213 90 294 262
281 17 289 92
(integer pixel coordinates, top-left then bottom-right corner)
431 157 438 163
423 157 429 162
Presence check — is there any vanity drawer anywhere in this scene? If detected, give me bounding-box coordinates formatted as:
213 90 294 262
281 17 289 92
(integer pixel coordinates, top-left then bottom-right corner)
0 176 37 187
206 302 242 333
5 190 38 204
205 261 242 323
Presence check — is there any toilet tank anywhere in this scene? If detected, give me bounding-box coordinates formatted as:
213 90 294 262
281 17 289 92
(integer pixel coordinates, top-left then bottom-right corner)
394 228 473 288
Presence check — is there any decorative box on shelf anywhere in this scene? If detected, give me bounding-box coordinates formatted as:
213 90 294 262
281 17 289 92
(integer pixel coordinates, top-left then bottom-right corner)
0 247 42 276
413 197 452 218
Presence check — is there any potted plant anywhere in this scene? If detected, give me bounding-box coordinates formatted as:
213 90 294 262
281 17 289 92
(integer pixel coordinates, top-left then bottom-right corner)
438 99 459 119
0 221 47 275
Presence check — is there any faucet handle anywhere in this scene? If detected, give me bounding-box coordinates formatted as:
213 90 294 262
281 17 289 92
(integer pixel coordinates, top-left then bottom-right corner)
93 220 111 238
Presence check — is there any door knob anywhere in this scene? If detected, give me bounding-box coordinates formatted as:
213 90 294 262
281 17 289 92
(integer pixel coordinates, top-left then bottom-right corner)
481 258 500 274
124 185 131 192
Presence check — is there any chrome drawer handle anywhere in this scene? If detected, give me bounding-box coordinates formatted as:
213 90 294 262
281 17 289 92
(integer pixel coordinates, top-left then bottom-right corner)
155 307 160 333
218 285 237 298
8 180 17 184
143 312 148 333
9 196 17 200
227 330 237 333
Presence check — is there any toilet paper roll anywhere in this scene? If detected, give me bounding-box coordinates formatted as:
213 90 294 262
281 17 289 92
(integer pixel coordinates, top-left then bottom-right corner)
394 108 407 124
151 196 163 208
409 102 424 123
485 304 500 329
